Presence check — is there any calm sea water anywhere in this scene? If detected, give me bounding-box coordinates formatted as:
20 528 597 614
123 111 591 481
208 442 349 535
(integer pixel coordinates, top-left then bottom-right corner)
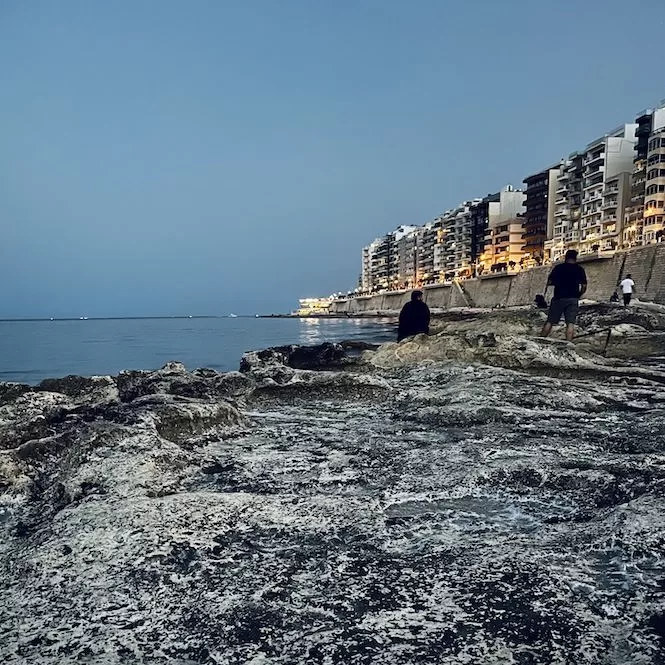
0 317 396 385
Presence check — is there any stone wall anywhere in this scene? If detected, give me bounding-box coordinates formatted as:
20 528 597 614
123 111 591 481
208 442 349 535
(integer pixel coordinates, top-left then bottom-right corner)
329 244 665 314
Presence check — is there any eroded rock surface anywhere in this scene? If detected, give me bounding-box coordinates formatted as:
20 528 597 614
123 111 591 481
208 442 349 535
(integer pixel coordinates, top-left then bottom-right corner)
1 329 665 664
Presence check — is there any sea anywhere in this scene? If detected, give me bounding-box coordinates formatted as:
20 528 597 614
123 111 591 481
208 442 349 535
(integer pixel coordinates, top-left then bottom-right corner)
0 317 397 385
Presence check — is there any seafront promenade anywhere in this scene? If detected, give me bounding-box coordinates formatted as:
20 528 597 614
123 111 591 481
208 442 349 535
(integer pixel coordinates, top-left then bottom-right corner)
328 243 665 315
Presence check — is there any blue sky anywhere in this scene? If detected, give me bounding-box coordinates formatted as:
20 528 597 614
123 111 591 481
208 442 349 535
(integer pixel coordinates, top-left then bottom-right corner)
1 0 664 317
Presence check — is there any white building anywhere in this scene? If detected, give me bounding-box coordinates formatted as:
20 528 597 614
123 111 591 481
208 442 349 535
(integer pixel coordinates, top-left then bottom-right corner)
545 154 584 262
482 186 526 270
579 124 637 254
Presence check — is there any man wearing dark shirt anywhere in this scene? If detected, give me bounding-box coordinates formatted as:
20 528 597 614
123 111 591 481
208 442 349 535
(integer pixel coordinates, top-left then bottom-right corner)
398 290 430 341
540 249 587 342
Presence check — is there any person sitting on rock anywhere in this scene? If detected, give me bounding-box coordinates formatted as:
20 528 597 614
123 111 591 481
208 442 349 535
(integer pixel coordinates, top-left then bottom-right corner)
540 249 587 342
610 290 620 304
534 294 548 309
397 290 430 342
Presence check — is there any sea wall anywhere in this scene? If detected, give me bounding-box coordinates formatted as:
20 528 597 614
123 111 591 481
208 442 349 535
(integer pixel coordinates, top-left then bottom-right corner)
330 244 665 314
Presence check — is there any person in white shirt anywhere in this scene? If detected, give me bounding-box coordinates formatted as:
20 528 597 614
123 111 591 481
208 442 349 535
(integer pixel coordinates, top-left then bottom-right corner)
619 274 636 306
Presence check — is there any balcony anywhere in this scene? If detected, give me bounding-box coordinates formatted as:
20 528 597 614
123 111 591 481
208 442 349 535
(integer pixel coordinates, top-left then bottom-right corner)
602 199 618 210
603 186 619 195
584 151 605 166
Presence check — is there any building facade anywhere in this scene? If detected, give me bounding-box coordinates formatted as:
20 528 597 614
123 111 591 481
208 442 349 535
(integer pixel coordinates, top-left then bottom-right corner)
469 193 499 269
417 222 437 285
522 165 560 261
394 226 420 288
623 110 653 248
443 200 481 278
579 124 637 254
480 186 526 271
644 106 665 244
545 154 583 262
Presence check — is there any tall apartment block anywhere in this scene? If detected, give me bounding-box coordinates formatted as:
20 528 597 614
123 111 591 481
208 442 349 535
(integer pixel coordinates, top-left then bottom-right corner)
545 153 583 262
579 124 636 254
522 165 560 261
443 200 481 278
623 111 653 247
622 104 665 247
394 226 420 288
417 222 437 284
644 105 665 243
470 193 499 268
481 186 526 271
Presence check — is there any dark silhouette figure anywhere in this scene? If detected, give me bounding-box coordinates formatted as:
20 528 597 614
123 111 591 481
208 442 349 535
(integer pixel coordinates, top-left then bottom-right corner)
398 290 430 342
534 294 548 309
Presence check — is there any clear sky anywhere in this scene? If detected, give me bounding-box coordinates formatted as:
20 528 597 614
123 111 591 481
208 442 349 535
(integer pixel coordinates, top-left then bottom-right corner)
1 0 664 317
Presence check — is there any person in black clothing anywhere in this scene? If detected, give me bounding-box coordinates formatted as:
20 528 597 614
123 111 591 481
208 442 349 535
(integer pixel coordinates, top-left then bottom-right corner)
397 290 430 342
540 249 587 342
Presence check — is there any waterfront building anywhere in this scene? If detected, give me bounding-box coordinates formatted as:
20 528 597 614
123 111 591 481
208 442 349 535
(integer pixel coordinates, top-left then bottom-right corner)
579 124 637 254
644 105 665 244
443 200 481 278
545 153 584 262
522 165 560 261
295 298 332 316
394 226 420 288
416 222 437 284
623 110 654 248
469 193 499 270
480 186 526 271
368 234 391 290
361 239 380 291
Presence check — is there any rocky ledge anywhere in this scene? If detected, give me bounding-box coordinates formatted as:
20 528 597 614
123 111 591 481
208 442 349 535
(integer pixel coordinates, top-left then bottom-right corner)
1 305 665 664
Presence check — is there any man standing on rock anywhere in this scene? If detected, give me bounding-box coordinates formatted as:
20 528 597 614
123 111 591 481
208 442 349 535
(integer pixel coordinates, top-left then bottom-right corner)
540 250 587 342
619 273 636 306
398 290 430 341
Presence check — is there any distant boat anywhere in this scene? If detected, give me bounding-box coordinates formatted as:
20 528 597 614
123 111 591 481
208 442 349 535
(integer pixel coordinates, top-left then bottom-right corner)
188 315 193 318
80 316 88 320
50 317 54 321
229 313 238 318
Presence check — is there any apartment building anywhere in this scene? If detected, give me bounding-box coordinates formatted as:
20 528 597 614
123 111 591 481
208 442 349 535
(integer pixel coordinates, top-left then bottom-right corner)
522 165 560 261
417 222 437 284
433 212 451 280
623 111 654 248
480 186 526 271
443 200 482 277
579 124 637 254
544 153 584 262
395 226 420 288
469 193 499 268
361 239 381 291
368 234 391 290
644 106 665 244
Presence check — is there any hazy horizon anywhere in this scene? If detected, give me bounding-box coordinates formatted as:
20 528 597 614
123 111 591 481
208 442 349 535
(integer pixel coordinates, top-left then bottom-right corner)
2 0 664 318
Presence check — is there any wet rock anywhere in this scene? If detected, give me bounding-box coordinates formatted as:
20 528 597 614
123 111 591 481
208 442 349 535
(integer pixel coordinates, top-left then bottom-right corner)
2 316 665 663
37 375 118 404
116 362 251 403
241 342 351 374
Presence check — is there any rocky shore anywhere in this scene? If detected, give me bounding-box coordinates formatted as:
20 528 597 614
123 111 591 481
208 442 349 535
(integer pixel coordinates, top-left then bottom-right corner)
2 305 665 664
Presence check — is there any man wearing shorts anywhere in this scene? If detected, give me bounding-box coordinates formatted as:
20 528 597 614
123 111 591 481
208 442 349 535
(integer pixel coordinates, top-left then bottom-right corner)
619 274 635 306
540 249 587 342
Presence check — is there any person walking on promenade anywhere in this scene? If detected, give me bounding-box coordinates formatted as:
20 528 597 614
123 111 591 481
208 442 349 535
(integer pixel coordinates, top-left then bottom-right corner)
619 274 636 306
397 290 430 342
540 250 587 342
